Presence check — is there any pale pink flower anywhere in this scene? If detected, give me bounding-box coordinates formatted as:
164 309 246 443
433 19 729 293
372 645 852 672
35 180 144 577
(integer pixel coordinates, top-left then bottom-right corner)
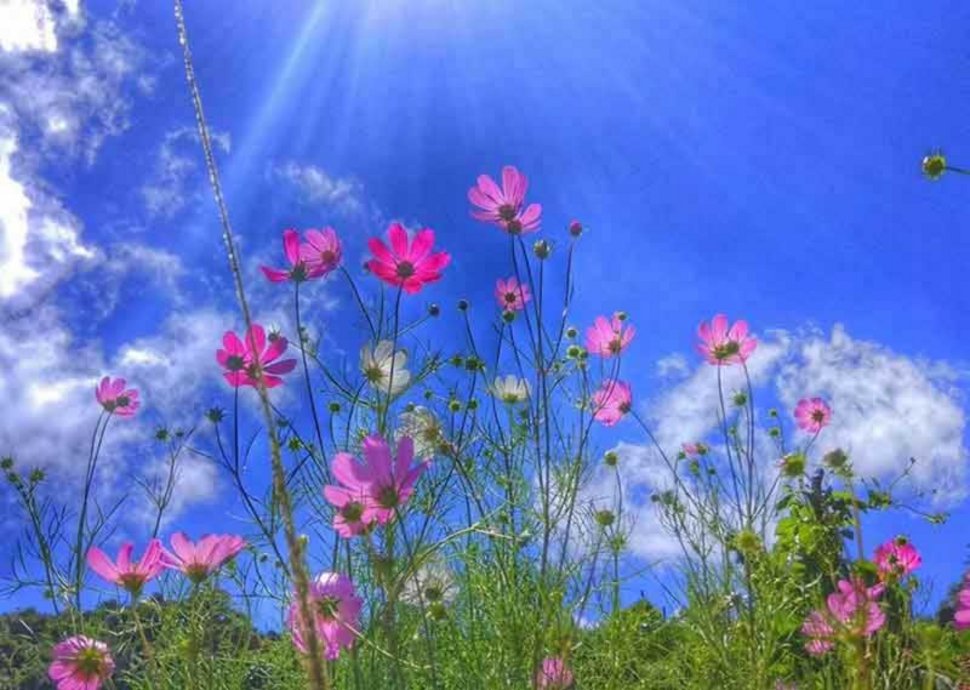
160 532 246 584
800 610 835 656
366 223 451 294
87 539 163 596
301 227 343 276
802 578 885 655
592 380 632 426
48 636 114 690
874 536 922 580
261 229 321 283
696 314 757 365
535 656 574 689
794 397 832 434
95 377 139 417
682 442 708 456
494 276 531 312
467 165 542 234
954 577 970 629
216 324 297 389
288 572 362 660
585 314 635 357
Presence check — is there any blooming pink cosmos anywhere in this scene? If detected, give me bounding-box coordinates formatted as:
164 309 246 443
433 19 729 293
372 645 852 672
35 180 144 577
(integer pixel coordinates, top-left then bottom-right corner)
87 539 163 596
48 636 115 690
592 380 633 427
954 577 970 630
160 532 247 584
365 223 451 294
288 572 362 660
874 536 922 580
261 229 320 283
216 324 297 389
802 578 885 656
301 227 343 276
794 397 832 434
95 377 139 417
494 276 532 312
585 314 635 357
696 314 757 366
467 165 542 235
535 656 574 689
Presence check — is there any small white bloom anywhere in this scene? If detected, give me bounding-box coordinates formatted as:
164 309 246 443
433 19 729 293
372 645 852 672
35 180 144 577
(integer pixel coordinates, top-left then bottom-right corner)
397 406 443 459
400 562 456 607
489 375 530 405
361 340 411 397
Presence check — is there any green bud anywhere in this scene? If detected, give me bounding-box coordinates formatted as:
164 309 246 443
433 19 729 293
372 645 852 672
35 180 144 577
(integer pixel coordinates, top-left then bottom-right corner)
595 509 615 528
603 451 619 467
533 239 552 259
922 151 947 180
565 326 578 339
328 401 342 413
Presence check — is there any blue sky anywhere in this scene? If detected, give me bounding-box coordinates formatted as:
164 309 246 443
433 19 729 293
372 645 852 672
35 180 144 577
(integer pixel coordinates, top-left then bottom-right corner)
2 0 969 620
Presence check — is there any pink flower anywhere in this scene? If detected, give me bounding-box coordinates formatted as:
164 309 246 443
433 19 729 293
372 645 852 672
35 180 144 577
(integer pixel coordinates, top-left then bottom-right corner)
800 609 835 656
160 532 247 584
802 578 885 655
535 656 574 689
261 229 320 283
288 572 362 660
954 578 970 629
874 536 922 580
95 377 139 417
301 227 343 276
585 314 635 357
682 442 708 456
87 539 163 596
696 314 757 366
216 324 297 389
794 397 832 434
48 636 115 690
365 223 451 294
592 380 632 427
467 165 542 235
494 276 532 312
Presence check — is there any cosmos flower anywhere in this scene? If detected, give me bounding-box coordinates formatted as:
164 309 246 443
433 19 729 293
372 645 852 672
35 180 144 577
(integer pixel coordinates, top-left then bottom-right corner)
592 379 632 426
489 375 531 405
954 576 970 630
468 165 542 235
494 276 532 312
288 572 362 661
361 340 411 397
585 314 635 357
873 536 922 580
216 324 297 389
95 377 140 417
160 533 247 584
794 397 832 434
261 229 320 283
400 561 457 608
696 314 757 366
301 227 343 276
87 540 164 597
535 656 574 689
48 636 115 690
397 406 444 459
801 578 885 656
681 442 708 456
366 223 451 294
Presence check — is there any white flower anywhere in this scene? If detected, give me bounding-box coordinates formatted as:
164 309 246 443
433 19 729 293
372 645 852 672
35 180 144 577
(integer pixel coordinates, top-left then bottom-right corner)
361 340 411 397
400 562 456 607
397 407 443 459
489 375 530 405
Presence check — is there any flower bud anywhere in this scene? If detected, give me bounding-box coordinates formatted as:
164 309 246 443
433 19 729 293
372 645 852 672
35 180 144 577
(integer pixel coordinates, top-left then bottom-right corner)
533 239 552 259
457 299 469 312
428 303 440 317
922 151 947 180
568 220 583 237
594 509 615 528
603 450 619 467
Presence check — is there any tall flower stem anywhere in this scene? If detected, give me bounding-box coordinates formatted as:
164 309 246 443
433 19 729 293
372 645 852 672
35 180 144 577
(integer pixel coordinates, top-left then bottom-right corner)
295 282 329 479
73 411 109 612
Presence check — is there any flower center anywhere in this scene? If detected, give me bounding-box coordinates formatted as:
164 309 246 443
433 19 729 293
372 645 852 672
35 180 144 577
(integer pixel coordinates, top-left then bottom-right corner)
505 219 523 235
396 261 416 278
291 263 309 282
74 647 106 679
498 204 517 222
713 341 740 360
364 365 384 384
608 337 623 354
423 585 443 602
186 563 210 584
811 410 826 423
317 595 340 620
341 501 364 523
226 355 245 371
504 292 518 304
377 484 400 509
619 401 631 414
119 573 146 595
319 250 337 265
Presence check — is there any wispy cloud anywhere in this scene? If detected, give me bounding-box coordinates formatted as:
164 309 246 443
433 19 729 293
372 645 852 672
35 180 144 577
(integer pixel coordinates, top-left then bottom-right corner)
141 127 231 219
271 161 369 218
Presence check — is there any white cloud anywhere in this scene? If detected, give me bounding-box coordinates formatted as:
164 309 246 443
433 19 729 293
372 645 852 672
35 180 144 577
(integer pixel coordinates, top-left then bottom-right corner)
0 0 60 54
141 127 231 219
272 161 367 217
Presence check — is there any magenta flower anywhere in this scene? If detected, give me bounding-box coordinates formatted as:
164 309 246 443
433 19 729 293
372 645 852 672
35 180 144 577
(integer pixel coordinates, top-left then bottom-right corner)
494 276 532 312
592 380 633 427
216 324 297 389
95 377 139 417
874 536 922 580
301 227 343 276
585 314 635 357
954 577 970 629
467 165 542 235
288 572 362 660
696 314 757 366
801 609 835 656
48 636 114 690
160 532 247 584
535 656 574 689
794 397 832 434
802 578 885 656
87 539 163 596
322 471 372 539
261 229 319 283
365 223 451 294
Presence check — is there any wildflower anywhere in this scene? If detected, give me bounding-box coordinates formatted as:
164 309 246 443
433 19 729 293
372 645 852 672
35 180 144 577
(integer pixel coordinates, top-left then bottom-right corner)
682 442 708 456
794 397 832 433
288 572 362 660
535 656 574 689
696 314 757 366
592 379 632 427
874 536 922 580
301 227 343 276
802 578 885 656
87 540 164 597
400 562 457 607
494 276 531 312
467 165 542 234
397 406 443 459
365 223 451 294
922 151 947 180
954 576 970 629
48 636 115 690
95 376 140 417
160 533 247 584
361 340 411 397
261 229 319 283
594 509 615 528
568 220 583 237
585 314 635 357
217 324 297 389
489 375 531 405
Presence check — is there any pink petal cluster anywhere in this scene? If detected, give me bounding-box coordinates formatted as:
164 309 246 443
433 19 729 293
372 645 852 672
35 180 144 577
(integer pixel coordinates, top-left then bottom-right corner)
954 575 970 629
873 536 922 580
494 276 532 312
261 228 342 283
323 435 429 537
160 532 247 584
216 324 297 389
592 380 632 427
682 442 708 456
288 572 362 660
95 377 139 417
468 165 542 235
48 636 115 690
696 314 757 366
585 314 635 357
366 223 451 294
87 539 164 596
794 397 832 434
535 656 574 689
801 578 885 656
